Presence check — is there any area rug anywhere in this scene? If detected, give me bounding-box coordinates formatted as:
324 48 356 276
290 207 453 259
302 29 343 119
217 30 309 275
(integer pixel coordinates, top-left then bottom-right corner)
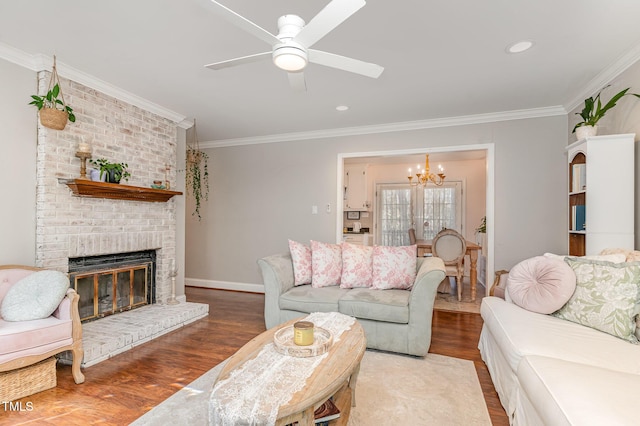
131 350 491 425
435 278 484 314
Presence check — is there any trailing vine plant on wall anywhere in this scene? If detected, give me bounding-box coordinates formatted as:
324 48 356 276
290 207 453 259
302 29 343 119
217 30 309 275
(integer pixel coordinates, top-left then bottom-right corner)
186 120 209 220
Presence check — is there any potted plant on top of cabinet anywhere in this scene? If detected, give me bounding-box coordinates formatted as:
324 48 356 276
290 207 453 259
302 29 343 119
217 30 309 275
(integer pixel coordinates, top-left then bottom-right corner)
573 86 640 140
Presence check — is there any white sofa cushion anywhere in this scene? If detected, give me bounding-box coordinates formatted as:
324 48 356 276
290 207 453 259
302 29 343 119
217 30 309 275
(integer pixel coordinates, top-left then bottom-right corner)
481 297 640 375
0 270 69 321
518 355 640 426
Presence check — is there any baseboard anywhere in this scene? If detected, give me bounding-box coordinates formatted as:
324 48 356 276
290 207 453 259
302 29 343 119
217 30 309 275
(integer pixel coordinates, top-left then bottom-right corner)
185 278 265 294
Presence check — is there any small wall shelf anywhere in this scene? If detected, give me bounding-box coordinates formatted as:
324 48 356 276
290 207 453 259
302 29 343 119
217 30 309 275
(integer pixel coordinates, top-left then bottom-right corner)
62 179 182 202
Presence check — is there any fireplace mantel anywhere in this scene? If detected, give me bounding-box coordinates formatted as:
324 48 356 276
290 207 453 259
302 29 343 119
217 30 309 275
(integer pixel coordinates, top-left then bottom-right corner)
62 179 182 202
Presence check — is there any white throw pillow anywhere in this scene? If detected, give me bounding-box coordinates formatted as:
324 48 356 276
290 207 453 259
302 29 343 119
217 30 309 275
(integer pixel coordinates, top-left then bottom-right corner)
507 256 576 314
0 270 70 321
371 245 417 290
311 240 342 287
288 239 312 286
543 252 627 263
341 242 374 288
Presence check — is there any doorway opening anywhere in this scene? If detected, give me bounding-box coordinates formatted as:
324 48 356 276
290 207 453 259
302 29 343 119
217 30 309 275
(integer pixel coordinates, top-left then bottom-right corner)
336 144 494 297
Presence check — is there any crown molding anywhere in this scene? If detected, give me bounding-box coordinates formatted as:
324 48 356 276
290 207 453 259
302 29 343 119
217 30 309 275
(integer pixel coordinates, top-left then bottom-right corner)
0 42 36 70
0 42 187 125
564 41 640 112
200 105 567 148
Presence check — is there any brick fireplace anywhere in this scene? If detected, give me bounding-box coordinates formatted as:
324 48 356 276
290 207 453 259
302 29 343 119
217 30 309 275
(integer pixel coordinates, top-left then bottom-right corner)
34 69 209 368
34 71 178 305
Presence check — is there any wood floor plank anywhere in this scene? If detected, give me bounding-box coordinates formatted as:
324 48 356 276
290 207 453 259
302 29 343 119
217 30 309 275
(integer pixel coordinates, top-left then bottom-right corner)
0 288 508 425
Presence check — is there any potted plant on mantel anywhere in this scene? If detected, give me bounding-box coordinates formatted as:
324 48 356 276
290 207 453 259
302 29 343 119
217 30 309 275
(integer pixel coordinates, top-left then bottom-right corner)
573 86 640 140
90 158 131 184
28 56 76 130
186 121 209 220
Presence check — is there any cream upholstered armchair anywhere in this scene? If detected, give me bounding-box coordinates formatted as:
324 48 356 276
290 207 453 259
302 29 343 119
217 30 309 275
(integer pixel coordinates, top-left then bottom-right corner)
0 265 84 385
431 229 467 301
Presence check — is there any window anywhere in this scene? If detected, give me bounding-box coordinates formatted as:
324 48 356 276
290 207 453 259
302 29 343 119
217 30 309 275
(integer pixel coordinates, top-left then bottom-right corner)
376 184 412 246
376 182 463 245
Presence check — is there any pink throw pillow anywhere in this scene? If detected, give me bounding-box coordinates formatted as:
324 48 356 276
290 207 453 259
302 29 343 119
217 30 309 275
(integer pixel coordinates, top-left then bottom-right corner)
371 245 417 290
288 240 312 286
507 256 576 314
341 242 374 288
311 240 342 287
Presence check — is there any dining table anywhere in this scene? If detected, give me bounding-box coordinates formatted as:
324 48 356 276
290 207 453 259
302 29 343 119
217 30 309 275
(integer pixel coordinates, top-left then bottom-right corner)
415 239 482 301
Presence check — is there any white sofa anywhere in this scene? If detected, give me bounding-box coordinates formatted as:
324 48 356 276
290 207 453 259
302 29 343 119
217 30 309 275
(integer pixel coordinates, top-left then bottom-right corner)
479 295 640 425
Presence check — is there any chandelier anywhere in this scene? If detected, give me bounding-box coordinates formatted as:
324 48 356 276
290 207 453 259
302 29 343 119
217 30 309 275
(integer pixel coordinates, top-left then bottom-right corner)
407 154 445 187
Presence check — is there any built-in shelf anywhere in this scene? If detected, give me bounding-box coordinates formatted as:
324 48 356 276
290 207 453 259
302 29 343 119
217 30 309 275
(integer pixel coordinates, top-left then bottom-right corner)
62 179 182 202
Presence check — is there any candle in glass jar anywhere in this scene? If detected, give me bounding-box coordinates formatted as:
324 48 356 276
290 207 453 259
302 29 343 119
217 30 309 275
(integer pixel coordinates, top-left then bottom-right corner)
293 321 314 346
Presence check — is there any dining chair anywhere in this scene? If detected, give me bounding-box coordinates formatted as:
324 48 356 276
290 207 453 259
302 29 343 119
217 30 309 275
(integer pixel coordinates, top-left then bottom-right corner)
431 229 467 301
408 228 417 245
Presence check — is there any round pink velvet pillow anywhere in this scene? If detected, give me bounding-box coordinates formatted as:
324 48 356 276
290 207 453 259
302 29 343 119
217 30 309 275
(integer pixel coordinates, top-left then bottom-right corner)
507 256 576 314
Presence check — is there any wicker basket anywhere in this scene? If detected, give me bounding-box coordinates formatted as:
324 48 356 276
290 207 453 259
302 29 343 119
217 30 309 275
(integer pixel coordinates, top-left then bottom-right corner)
0 357 57 401
39 107 68 130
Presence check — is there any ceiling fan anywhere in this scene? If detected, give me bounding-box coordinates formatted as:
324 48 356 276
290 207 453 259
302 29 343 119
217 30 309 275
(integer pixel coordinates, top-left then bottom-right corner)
204 0 384 91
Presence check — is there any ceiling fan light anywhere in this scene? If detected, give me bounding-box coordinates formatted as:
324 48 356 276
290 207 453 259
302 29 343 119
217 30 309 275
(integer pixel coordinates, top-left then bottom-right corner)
273 46 308 72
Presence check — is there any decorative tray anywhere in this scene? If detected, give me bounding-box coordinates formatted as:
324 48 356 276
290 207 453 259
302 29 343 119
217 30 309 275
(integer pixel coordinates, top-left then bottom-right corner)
273 325 333 358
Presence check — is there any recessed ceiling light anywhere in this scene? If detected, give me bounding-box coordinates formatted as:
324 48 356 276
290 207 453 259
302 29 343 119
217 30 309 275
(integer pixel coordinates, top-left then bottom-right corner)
506 40 534 54
336 105 349 112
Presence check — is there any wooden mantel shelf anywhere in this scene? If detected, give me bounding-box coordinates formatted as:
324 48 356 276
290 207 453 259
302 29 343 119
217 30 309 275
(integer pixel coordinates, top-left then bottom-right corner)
63 179 182 202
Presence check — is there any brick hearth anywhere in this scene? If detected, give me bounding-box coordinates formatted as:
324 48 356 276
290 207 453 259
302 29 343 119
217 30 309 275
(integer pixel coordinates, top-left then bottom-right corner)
59 302 209 367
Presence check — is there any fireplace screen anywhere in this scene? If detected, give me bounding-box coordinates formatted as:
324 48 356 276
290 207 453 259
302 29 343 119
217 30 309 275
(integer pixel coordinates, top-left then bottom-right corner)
69 251 156 322
73 267 148 321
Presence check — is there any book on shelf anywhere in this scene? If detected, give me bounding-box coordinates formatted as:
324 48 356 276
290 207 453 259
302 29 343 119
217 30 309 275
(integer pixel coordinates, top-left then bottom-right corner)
314 398 341 423
571 163 586 192
571 204 586 231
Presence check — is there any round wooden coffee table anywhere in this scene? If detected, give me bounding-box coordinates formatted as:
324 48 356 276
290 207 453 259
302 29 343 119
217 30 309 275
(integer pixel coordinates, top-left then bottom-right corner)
211 316 366 425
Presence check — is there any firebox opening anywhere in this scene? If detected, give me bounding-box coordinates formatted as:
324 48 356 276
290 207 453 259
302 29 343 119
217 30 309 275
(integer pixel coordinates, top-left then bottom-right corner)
68 250 156 322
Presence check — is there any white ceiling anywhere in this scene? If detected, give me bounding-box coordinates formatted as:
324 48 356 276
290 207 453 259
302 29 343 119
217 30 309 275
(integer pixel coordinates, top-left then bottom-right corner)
3 0 640 144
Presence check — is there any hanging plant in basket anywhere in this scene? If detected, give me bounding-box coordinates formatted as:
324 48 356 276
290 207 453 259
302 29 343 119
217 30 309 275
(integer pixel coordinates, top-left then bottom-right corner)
28 55 76 130
186 119 209 220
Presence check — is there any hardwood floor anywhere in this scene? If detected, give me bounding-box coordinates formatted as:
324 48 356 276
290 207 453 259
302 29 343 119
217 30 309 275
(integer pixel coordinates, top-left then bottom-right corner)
1 288 508 425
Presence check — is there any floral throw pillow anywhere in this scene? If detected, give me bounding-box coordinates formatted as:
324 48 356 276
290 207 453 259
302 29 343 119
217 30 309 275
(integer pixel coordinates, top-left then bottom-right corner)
371 245 417 290
288 239 312 286
553 257 640 343
341 242 374 289
311 240 342 287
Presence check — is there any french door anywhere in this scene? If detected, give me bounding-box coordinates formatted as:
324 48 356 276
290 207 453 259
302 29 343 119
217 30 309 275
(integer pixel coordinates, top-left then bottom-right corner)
375 181 463 245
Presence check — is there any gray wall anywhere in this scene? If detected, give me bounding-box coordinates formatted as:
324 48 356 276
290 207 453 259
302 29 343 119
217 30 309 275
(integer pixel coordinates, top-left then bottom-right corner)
185 115 569 287
0 59 37 265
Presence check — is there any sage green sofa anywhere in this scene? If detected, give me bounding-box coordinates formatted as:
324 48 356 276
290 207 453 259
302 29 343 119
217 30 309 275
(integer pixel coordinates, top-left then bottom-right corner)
258 252 446 356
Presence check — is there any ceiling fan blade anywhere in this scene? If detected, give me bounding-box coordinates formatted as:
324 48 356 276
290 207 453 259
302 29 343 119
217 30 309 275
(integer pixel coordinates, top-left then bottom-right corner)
308 49 384 78
204 52 271 70
288 72 307 92
294 0 366 48
209 1 280 46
